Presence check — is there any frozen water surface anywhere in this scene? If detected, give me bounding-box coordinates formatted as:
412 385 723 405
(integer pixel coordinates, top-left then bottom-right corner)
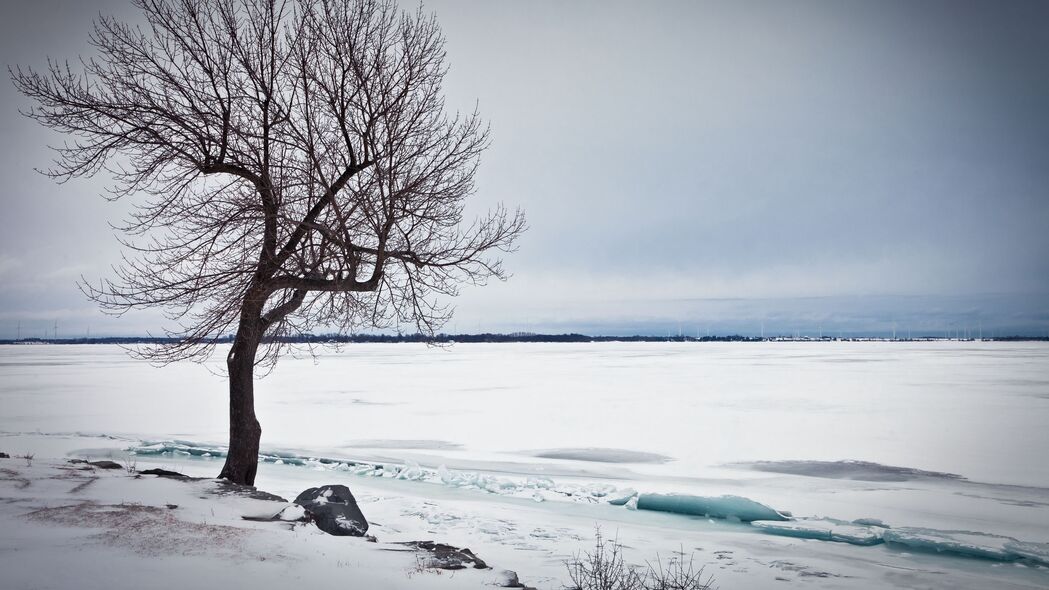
2 341 1048 588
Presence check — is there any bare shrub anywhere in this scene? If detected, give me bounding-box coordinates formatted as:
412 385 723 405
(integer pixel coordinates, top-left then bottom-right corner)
565 531 717 590
123 455 137 475
565 529 646 590
645 550 716 590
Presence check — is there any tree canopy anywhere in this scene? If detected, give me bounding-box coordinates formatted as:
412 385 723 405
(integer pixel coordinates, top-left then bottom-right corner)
13 0 524 484
13 0 524 366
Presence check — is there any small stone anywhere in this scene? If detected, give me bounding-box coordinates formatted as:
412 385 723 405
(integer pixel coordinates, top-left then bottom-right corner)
496 569 523 587
400 541 488 570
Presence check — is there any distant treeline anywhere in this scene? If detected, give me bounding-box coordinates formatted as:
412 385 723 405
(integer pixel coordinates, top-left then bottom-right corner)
1 333 1047 345
0 333 757 345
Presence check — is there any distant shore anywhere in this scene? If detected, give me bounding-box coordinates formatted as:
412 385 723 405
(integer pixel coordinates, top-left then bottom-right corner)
1 333 1046 345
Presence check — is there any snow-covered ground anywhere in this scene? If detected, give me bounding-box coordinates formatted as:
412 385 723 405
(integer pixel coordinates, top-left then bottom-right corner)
2 341 1048 588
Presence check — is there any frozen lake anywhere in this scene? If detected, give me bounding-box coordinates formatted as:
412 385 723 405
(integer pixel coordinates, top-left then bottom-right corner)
2 341 1048 588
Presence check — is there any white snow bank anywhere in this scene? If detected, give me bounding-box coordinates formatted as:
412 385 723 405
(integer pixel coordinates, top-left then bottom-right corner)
0 458 517 590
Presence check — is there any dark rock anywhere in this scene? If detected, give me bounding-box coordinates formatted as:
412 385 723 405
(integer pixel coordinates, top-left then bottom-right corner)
67 459 123 469
0 452 10 459
498 569 521 587
165 504 178 509
399 541 488 570
294 485 368 536
140 468 189 478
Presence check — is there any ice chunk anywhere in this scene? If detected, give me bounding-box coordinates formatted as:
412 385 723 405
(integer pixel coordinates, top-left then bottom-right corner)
1005 541 1049 566
607 488 638 506
582 483 617 497
130 440 226 458
437 464 459 485
482 476 517 493
526 476 555 490
752 518 885 546
636 493 787 522
852 517 889 528
437 465 509 493
882 527 1018 561
395 460 425 480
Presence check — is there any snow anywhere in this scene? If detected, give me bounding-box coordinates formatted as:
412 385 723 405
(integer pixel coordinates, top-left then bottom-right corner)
0 459 504 590
2 341 1049 589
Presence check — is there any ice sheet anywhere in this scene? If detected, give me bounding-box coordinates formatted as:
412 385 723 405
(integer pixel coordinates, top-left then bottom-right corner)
3 342 1049 589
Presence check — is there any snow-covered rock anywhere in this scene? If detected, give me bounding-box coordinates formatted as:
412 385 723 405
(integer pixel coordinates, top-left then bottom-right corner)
294 484 368 536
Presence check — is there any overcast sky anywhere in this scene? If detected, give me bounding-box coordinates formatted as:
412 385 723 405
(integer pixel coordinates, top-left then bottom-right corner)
1 0 1047 338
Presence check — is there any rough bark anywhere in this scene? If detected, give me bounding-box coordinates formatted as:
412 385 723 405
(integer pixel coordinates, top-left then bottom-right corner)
218 307 264 485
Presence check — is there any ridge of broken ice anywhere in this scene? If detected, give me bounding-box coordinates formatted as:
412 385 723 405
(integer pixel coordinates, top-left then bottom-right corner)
124 438 1049 568
129 440 630 504
748 519 1049 566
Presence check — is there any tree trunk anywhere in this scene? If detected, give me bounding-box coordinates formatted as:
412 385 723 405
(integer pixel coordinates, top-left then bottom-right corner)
218 313 263 485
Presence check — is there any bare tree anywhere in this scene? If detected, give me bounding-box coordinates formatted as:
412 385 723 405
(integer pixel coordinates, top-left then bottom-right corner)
11 0 524 485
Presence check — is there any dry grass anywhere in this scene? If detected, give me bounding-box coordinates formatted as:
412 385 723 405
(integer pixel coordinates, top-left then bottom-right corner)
0 467 31 490
26 502 250 558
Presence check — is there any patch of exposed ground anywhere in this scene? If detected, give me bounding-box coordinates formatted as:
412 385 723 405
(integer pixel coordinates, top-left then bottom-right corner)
25 502 256 559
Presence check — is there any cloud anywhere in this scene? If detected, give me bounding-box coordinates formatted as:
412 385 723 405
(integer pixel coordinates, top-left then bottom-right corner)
0 255 20 278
